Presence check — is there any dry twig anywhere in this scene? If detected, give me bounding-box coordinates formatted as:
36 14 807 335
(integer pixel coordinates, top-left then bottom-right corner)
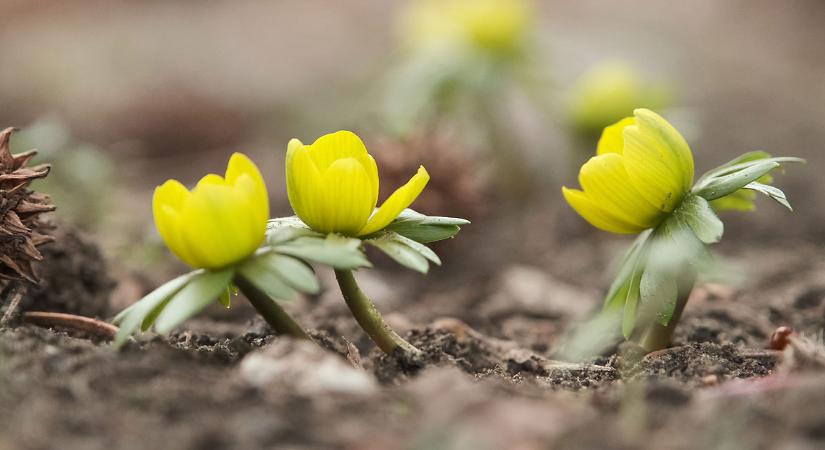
22 311 119 341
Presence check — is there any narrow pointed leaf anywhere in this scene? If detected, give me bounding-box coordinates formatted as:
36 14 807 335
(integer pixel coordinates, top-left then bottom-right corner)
640 265 678 327
275 234 371 269
694 161 780 201
387 232 441 265
603 229 652 309
266 216 322 245
367 235 429 274
238 257 297 302
112 271 199 347
154 268 234 334
743 182 793 210
622 264 644 339
696 156 804 188
675 195 724 244
251 252 320 294
384 209 470 243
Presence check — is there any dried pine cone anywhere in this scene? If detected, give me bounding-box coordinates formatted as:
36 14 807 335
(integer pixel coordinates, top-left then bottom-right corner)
0 127 55 283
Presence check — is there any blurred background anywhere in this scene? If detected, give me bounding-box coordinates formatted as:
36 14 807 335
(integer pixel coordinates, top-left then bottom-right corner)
0 0 823 323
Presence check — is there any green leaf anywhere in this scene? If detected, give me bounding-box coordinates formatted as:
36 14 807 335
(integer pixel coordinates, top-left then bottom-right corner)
674 195 724 244
238 257 297 302
383 209 470 243
366 234 430 274
743 181 793 211
710 189 757 212
386 223 463 243
217 284 237 309
696 155 804 188
640 264 678 327
112 271 199 347
603 229 652 310
245 251 320 294
694 160 780 201
622 257 645 339
274 234 371 269
389 232 441 265
266 216 322 245
154 268 234 335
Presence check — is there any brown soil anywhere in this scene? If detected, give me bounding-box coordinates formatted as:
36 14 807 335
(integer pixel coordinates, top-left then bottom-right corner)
2 239 824 450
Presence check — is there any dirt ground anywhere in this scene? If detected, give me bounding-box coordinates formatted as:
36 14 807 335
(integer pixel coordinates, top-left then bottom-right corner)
1 1 825 449
2 232 825 450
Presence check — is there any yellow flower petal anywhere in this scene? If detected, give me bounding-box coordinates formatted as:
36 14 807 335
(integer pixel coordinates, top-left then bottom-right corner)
634 108 694 192
153 153 269 269
578 153 662 229
596 116 636 155
358 166 430 236
306 130 372 173
315 158 375 235
286 141 324 229
622 109 692 212
562 187 644 234
225 152 269 226
153 180 198 267
181 183 263 269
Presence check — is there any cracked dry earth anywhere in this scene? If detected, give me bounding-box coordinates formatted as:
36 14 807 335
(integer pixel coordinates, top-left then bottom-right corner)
2 232 825 450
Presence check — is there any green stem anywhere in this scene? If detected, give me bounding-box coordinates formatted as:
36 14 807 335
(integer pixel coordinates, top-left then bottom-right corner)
233 276 310 340
635 271 697 352
334 269 421 356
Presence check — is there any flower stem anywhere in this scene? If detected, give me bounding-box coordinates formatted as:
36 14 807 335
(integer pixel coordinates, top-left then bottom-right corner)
635 271 697 352
233 276 310 340
334 269 421 356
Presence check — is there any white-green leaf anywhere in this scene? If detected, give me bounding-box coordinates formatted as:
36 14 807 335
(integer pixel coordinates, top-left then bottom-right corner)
640 265 678 327
621 249 647 339
389 232 441 265
238 257 297 302
696 155 804 188
383 209 470 243
603 229 652 310
266 216 322 245
154 268 234 335
274 234 371 269
743 181 793 211
217 284 237 309
694 161 780 201
674 195 724 244
112 271 200 347
367 235 430 274
244 251 320 294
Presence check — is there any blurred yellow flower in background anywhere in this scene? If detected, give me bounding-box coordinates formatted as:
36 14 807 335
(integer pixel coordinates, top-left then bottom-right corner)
568 61 672 136
286 130 430 236
562 109 694 234
153 153 269 269
399 0 533 56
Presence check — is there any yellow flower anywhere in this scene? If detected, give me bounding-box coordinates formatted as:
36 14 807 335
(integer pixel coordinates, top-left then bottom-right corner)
569 61 671 135
153 153 269 269
400 0 533 56
562 109 694 234
286 130 430 237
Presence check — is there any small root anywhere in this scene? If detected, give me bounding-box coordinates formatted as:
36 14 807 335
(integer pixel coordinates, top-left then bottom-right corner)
22 311 119 341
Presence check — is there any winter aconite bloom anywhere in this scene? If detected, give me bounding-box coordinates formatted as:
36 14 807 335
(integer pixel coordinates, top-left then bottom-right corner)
562 109 694 234
153 153 269 269
568 62 672 136
286 131 430 237
400 0 533 56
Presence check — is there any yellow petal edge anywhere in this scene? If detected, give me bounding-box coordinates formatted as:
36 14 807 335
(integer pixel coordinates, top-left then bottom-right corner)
285 131 430 237
153 153 269 269
563 109 694 235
